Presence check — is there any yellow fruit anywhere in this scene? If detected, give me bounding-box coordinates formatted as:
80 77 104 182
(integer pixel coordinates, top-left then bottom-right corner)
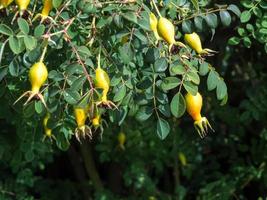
118 132 126 150
43 113 52 137
185 92 213 138
95 66 110 103
41 0 52 16
184 32 203 54
74 108 87 128
157 17 186 51
150 13 157 31
184 32 217 55
33 0 53 22
149 12 160 41
185 92 202 121
94 53 117 109
157 17 175 45
178 152 187 166
15 0 30 10
74 107 91 141
0 0 14 8
92 114 101 127
29 61 48 94
13 61 48 107
42 113 57 141
121 35 129 44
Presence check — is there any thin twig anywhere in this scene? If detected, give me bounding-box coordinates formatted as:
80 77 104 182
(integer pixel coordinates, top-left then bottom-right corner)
68 39 94 90
0 189 16 196
174 7 228 25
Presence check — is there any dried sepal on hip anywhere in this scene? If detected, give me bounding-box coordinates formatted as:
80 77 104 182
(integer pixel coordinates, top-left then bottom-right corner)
14 61 48 108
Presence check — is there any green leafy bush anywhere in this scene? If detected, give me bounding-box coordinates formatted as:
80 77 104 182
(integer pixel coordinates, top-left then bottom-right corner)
0 0 267 199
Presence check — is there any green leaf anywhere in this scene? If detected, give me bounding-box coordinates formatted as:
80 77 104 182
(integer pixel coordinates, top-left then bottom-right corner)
207 70 218 91
216 79 227 100
156 118 170 140
35 101 45 114
52 0 62 8
25 150 35 162
194 16 205 31
246 24 254 32
177 0 186 6
205 13 218 28
170 62 186 75
138 18 150 31
0 67 8 82
77 92 91 109
156 92 168 104
23 102 35 118
199 62 209 76
227 4 241 17
145 48 160 63
183 81 198 95
118 106 128 126
9 36 23 54
220 11 231 26
122 12 137 24
137 77 152 90
77 46 91 59
110 74 122 86
253 7 262 18
182 20 193 33
135 106 153 121
238 28 246 37
170 92 186 118
134 30 148 43
9 59 20 77
0 24 13 36
113 85 126 102
49 70 65 81
34 24 45 37
119 43 133 64
259 1 267 9
259 28 267 34
66 64 84 75
18 18 29 35
220 93 228 106
243 37 251 48
228 37 240 45
113 14 123 28
240 11 251 23
70 76 86 91
154 57 168 72
79 2 96 14
161 77 180 91
63 89 81 104
24 36 37 51
158 104 171 117
190 0 199 10
187 71 200 85
56 131 70 151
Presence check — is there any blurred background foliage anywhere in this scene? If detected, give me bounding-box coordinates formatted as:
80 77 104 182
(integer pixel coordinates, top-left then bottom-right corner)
0 0 267 199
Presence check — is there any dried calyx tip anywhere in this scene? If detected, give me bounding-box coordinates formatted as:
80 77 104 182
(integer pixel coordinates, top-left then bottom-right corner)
194 117 214 138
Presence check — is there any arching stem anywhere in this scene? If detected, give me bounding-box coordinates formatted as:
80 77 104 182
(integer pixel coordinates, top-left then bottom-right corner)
97 47 101 69
151 0 162 18
40 40 48 62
